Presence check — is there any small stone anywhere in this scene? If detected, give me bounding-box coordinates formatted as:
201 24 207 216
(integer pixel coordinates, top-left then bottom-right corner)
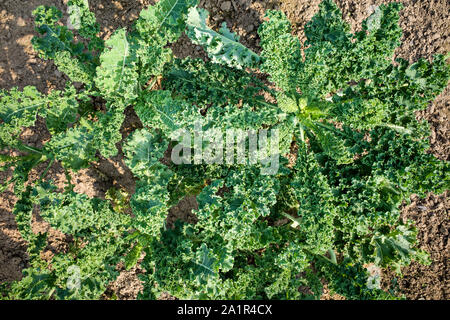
213 14 223 22
17 17 26 27
54 69 62 77
221 1 232 12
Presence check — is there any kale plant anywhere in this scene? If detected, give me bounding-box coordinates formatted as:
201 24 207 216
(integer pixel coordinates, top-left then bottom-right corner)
0 0 448 300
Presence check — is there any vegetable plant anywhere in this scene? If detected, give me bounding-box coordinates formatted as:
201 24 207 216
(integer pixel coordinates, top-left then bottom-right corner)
0 0 449 300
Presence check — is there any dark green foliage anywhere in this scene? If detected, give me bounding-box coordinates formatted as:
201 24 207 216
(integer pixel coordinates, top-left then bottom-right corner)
32 5 100 86
314 258 401 300
259 10 302 93
163 58 273 108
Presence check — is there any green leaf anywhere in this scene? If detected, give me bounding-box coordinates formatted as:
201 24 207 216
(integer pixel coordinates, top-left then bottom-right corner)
131 0 198 84
53 51 95 85
304 0 351 44
372 224 424 273
32 5 100 80
135 0 198 44
67 0 103 48
45 110 124 170
95 28 138 106
258 10 302 92
193 244 217 284
164 57 273 108
277 92 298 113
0 86 44 124
125 243 143 270
134 90 201 136
186 7 260 69
305 120 354 165
123 128 169 180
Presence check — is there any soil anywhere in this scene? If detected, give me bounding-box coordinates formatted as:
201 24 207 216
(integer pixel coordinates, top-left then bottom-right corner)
382 191 449 300
0 0 448 300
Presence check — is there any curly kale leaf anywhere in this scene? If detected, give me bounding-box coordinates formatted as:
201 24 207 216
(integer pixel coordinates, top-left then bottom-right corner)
362 128 450 196
315 258 401 300
54 51 95 85
132 0 198 84
124 129 173 238
186 7 260 69
289 143 336 254
329 98 389 131
304 0 351 44
135 90 201 137
130 177 173 239
7 184 130 300
258 10 302 93
163 58 272 108
123 128 169 180
304 120 355 165
67 0 104 51
32 5 98 85
45 110 125 170
300 2 403 97
95 28 138 107
34 183 130 237
0 86 47 149
0 85 79 154
134 0 198 45
371 224 430 273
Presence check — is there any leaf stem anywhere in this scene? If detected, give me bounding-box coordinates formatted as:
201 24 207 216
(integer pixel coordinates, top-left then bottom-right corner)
377 123 412 135
280 211 302 226
17 143 43 155
38 158 55 183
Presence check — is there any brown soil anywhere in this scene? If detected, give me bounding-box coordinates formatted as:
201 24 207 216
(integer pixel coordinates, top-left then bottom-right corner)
382 191 449 299
0 0 448 300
